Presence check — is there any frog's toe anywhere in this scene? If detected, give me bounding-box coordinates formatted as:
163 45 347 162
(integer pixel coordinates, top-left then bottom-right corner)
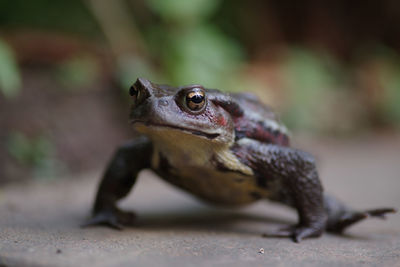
365 208 396 219
81 211 123 229
327 207 396 233
263 224 323 242
292 226 323 242
81 209 136 229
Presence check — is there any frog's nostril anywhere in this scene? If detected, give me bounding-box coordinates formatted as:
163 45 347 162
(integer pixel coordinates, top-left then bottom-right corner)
131 78 152 106
158 99 169 106
135 78 152 95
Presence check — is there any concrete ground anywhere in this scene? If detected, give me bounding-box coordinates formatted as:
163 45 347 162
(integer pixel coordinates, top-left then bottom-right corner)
0 136 399 267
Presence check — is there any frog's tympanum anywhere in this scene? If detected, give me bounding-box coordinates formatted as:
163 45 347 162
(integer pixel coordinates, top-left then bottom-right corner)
85 78 395 242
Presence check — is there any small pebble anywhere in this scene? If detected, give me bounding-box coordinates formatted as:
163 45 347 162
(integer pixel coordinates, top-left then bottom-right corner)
56 249 62 254
259 248 264 254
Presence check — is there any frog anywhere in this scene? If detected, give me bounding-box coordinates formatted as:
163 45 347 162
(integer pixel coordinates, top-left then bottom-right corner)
84 78 395 242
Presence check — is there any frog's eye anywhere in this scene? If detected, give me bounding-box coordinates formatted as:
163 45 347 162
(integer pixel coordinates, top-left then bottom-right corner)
129 85 140 102
185 89 206 111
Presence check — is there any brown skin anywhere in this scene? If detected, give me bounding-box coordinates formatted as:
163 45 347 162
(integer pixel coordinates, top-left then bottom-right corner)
84 78 395 242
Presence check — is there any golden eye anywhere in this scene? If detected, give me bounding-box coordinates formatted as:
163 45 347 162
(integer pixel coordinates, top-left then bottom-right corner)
186 89 205 111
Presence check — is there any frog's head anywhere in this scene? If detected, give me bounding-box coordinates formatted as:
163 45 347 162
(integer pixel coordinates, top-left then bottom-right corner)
129 78 235 145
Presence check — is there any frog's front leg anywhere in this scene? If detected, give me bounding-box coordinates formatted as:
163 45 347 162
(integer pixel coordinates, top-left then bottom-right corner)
83 136 152 229
234 141 327 242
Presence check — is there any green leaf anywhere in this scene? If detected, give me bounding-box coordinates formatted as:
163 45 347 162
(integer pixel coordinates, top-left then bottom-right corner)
147 0 221 21
282 48 341 130
0 39 21 98
116 55 160 90
379 60 400 124
163 25 243 90
56 55 100 89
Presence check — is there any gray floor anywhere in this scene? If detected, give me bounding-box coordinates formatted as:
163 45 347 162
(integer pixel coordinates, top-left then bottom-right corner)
1 136 399 267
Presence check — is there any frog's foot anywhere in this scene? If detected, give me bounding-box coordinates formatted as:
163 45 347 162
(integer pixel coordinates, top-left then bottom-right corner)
263 223 324 243
327 207 396 233
365 208 396 219
81 209 136 230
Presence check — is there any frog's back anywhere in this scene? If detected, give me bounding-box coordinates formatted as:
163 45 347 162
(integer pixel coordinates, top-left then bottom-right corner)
230 92 290 146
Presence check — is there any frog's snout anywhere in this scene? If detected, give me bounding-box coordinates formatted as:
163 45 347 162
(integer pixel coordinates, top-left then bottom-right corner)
133 78 170 108
135 78 152 92
130 78 152 106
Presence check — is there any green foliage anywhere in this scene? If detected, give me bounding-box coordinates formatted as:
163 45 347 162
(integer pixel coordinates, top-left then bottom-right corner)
380 67 400 125
0 39 21 98
117 55 162 90
282 46 400 132
147 0 221 22
162 26 243 90
144 0 246 91
282 48 345 131
56 55 100 89
6 132 63 179
369 46 400 126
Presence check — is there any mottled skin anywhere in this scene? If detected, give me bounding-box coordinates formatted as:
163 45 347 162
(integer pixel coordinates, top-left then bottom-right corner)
85 78 395 242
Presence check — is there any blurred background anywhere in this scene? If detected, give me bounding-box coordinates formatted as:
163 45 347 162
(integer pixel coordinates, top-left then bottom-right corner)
1 0 399 184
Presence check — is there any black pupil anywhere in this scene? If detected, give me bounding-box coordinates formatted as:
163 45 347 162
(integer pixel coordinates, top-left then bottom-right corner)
129 86 138 97
189 94 203 104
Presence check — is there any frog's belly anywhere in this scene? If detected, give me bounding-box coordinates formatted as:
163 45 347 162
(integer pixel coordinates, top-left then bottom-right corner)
154 167 270 206
145 129 271 205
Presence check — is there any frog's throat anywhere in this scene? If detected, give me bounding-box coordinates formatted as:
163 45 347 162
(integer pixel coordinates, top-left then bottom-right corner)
135 123 253 176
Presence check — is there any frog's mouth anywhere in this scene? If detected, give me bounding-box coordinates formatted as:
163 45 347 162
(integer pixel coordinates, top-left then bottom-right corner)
131 120 220 139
